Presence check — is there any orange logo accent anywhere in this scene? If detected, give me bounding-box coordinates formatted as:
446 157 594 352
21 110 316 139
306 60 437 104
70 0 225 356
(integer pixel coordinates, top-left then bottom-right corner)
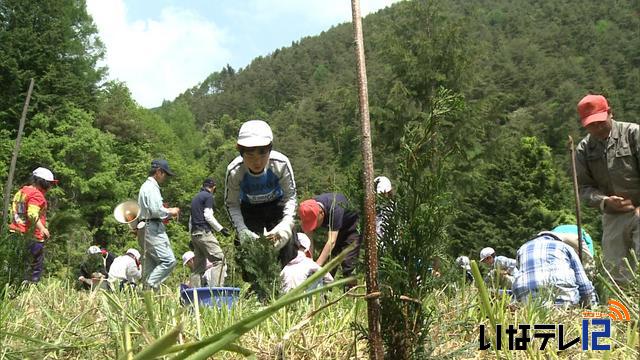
583 299 630 321
607 299 630 321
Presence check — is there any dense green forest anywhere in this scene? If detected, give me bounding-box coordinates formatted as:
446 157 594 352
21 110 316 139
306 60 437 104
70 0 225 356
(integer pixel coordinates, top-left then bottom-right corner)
1 0 638 280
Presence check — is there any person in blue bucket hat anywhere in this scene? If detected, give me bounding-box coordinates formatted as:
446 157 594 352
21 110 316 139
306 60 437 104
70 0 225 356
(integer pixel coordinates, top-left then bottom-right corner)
552 225 595 256
537 225 596 282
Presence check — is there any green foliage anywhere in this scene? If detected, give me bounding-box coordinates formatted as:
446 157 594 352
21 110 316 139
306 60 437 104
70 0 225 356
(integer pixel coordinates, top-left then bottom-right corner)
0 0 638 338
450 136 574 258
0 232 28 289
94 81 149 143
0 0 105 132
236 237 282 302
2 271 637 358
156 100 204 159
376 88 466 359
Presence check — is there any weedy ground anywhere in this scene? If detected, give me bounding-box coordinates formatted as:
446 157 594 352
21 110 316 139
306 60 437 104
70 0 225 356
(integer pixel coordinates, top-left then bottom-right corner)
1 273 637 359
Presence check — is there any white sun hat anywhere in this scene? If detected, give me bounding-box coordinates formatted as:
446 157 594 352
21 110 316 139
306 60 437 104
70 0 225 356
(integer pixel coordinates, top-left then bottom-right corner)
456 255 470 269
126 249 141 261
182 251 195 266
237 120 273 147
296 233 311 251
374 176 392 194
87 245 102 255
479 247 495 262
32 167 58 183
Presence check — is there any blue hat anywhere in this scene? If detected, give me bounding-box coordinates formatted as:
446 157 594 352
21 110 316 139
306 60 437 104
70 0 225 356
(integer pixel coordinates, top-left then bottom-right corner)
151 159 175 176
203 178 216 187
552 224 595 256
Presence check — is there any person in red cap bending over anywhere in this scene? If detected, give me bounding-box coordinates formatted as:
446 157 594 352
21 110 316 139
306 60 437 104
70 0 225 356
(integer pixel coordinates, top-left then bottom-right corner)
9 167 58 284
575 94 640 285
298 193 361 281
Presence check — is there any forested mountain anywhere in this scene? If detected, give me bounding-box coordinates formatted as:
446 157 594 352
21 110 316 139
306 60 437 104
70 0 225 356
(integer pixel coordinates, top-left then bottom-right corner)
174 0 639 256
1 0 638 279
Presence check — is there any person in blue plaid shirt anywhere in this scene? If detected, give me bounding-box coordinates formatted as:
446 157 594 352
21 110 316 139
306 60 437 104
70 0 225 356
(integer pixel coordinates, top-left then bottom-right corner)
512 233 594 307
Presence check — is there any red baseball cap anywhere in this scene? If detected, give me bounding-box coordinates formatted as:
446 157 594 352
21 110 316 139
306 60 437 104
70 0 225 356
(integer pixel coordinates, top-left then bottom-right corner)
577 95 609 127
298 199 321 233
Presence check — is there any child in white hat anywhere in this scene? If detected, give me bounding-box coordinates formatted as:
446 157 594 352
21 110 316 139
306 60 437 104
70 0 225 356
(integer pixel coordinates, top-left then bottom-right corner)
280 233 333 293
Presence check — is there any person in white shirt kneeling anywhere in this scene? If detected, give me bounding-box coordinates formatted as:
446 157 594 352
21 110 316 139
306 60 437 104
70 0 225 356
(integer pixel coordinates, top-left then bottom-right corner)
280 233 333 293
108 249 142 290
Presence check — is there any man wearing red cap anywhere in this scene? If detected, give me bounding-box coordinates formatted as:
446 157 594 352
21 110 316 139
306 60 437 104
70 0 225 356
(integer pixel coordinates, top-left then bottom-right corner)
298 193 361 280
575 94 640 285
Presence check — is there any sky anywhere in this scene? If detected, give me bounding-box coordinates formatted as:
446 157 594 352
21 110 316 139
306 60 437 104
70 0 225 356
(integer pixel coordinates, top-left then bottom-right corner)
86 0 400 108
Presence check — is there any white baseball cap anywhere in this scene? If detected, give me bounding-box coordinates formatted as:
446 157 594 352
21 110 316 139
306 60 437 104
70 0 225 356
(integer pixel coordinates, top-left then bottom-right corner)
237 120 273 147
87 245 101 255
479 247 495 262
374 176 392 194
126 249 140 261
182 251 195 266
296 233 311 251
455 255 470 269
32 167 58 183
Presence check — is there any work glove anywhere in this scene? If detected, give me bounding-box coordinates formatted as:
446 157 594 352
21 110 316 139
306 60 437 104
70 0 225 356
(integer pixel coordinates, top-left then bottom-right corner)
220 228 231 237
239 229 259 243
265 219 293 250
580 295 592 309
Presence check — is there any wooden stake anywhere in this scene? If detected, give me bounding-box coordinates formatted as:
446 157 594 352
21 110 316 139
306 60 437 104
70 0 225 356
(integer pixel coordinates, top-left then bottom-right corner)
350 1 384 359
1 79 35 233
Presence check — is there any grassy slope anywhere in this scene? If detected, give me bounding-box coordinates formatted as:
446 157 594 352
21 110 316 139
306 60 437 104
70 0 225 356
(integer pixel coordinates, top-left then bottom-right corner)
1 276 636 359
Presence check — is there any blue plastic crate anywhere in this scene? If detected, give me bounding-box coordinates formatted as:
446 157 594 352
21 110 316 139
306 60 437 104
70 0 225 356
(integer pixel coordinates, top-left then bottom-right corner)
180 285 240 309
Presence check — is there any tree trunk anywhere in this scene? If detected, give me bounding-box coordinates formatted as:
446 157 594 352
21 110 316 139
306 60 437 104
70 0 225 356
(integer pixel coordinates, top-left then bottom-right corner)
1 79 35 233
350 1 384 359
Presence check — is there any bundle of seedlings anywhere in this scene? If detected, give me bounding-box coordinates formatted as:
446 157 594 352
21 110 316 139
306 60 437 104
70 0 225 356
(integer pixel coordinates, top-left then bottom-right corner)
236 233 283 302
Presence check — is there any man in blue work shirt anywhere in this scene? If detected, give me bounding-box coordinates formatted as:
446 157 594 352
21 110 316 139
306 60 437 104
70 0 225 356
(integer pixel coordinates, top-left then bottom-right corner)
137 159 180 289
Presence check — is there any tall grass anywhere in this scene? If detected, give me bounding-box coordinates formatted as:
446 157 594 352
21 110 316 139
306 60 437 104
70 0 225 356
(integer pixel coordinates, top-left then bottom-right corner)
1 256 637 359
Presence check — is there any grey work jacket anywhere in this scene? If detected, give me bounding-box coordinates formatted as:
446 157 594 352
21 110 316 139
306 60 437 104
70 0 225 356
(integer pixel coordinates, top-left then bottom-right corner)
576 120 640 208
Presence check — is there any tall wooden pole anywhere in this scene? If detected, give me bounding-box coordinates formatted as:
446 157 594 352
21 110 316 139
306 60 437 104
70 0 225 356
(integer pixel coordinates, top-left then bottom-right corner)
568 136 583 262
1 79 35 233
350 1 384 359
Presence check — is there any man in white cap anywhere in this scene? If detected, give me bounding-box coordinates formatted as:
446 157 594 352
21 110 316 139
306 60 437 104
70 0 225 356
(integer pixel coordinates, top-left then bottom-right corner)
280 233 333 293
575 94 640 285
9 167 57 284
108 249 142 290
480 247 518 288
137 159 180 289
224 120 298 286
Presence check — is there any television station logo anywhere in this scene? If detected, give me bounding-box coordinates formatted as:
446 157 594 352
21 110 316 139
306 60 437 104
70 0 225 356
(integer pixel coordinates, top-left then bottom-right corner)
479 299 631 351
